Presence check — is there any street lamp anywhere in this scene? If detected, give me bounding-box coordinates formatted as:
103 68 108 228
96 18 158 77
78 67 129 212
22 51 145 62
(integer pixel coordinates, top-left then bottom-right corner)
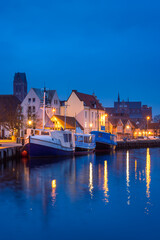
90 123 93 132
146 116 150 137
28 120 32 126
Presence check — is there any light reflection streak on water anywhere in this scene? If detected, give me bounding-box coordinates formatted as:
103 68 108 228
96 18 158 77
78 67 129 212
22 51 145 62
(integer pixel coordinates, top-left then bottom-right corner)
135 160 137 180
89 162 93 198
126 150 130 205
51 179 56 206
103 160 109 203
146 148 151 199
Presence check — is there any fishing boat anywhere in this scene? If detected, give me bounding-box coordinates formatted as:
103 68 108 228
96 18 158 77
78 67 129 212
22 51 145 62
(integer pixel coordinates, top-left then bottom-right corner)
22 88 75 158
91 131 117 151
24 129 75 158
74 133 95 154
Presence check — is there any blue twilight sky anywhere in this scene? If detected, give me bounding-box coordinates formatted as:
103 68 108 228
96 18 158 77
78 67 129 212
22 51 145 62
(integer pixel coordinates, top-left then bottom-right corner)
0 0 160 115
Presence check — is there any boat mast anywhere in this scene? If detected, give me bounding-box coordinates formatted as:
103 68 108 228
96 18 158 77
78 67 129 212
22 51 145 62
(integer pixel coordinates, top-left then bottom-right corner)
43 87 46 130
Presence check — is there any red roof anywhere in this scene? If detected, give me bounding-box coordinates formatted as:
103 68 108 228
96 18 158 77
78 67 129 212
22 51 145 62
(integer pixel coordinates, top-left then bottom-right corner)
72 90 104 110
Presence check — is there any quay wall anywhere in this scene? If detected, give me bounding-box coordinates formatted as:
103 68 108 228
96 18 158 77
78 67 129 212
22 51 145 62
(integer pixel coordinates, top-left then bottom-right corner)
0 145 21 161
116 139 160 150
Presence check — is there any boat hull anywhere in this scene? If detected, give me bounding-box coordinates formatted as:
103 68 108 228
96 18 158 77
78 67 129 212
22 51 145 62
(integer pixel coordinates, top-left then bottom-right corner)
75 147 95 155
95 141 116 151
25 143 74 158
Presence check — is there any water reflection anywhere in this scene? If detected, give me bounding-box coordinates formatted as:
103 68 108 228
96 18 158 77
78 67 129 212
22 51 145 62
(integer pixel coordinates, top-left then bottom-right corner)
51 179 57 206
89 162 94 198
135 159 137 180
0 148 156 219
146 148 151 199
126 150 130 205
103 160 109 203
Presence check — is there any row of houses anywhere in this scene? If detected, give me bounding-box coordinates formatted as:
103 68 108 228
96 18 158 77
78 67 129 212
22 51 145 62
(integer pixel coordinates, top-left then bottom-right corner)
0 86 159 139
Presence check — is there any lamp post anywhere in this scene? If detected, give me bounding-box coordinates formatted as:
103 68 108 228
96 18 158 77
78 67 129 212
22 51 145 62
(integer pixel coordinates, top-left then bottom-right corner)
146 116 150 137
90 123 93 132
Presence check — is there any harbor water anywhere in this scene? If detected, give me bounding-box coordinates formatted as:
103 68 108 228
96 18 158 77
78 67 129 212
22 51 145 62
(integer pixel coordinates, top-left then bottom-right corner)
0 148 160 240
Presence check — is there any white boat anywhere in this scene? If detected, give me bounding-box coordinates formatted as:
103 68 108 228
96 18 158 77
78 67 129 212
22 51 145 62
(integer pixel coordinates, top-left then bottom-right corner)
23 88 75 158
74 133 95 154
24 129 75 158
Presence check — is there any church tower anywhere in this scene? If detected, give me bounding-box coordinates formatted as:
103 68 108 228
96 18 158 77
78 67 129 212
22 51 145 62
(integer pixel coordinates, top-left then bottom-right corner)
13 72 27 102
118 92 120 103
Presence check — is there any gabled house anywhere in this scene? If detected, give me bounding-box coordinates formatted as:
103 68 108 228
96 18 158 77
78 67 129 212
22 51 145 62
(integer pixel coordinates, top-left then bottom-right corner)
21 88 60 129
62 90 105 134
109 118 137 140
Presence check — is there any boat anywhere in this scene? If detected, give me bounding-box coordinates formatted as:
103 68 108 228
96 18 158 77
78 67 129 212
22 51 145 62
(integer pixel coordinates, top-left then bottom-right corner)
23 129 75 158
74 133 95 155
22 88 75 158
91 131 117 151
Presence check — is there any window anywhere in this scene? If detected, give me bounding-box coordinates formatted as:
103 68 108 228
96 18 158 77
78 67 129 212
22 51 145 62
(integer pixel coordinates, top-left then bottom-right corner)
33 106 35 112
92 112 94 119
33 98 35 103
95 112 97 119
69 134 72 142
85 111 87 118
85 122 87 128
28 106 31 112
28 98 31 103
64 134 69 142
41 131 49 135
78 136 83 142
54 99 58 105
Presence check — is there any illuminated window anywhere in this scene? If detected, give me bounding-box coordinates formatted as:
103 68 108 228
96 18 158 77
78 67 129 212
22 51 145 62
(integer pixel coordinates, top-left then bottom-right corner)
85 122 87 128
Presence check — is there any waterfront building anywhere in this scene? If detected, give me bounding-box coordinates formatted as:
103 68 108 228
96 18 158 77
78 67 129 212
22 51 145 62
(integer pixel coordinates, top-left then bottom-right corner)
51 115 84 132
108 118 137 140
13 72 27 102
21 88 60 129
105 93 152 124
0 95 21 138
61 90 106 134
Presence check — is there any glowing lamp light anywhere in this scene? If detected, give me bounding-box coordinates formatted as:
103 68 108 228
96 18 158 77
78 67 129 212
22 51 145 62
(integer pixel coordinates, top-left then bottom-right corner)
126 125 130 129
147 116 150 120
52 179 56 188
105 114 108 117
90 123 93 128
52 108 56 112
28 120 32 125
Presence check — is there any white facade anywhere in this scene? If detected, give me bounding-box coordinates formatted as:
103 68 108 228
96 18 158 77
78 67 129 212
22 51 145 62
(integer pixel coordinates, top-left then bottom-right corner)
21 88 60 129
63 91 105 134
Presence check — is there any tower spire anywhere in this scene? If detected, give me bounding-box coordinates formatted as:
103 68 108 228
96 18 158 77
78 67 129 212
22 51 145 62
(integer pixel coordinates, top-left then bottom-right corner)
118 92 120 103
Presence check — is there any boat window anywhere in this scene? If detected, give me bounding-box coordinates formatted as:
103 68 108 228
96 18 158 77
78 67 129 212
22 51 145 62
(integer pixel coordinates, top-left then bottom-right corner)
89 136 92 143
78 136 83 142
84 136 90 143
64 134 68 142
41 131 49 135
69 134 72 142
75 135 77 141
31 130 34 134
35 130 39 135
98 133 103 138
